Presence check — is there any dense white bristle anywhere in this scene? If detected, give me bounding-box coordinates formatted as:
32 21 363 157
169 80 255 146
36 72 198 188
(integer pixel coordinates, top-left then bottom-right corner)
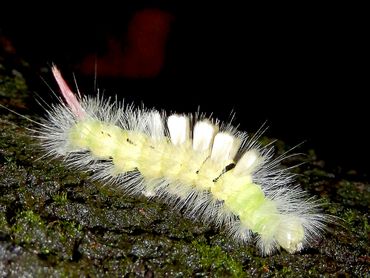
167 114 190 145
234 149 262 176
145 111 164 141
211 132 241 163
192 120 218 153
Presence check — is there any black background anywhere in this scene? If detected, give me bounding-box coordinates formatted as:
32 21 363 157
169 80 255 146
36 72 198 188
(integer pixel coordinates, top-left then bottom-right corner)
1 2 367 174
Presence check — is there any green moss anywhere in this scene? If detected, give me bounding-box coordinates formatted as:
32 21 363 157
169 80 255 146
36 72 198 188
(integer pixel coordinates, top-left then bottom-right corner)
337 180 370 208
0 64 29 108
10 210 84 262
0 210 11 235
12 210 46 245
192 241 246 277
0 71 27 98
52 192 68 204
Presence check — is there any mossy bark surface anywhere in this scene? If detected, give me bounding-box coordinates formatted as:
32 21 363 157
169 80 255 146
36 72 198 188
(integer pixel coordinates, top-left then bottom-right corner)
0 57 369 277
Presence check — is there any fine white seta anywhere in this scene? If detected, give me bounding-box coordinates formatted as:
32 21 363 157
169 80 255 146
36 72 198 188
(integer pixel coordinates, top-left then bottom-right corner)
34 66 328 255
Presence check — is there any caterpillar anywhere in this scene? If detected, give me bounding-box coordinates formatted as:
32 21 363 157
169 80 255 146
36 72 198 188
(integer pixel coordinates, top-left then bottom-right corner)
18 66 327 255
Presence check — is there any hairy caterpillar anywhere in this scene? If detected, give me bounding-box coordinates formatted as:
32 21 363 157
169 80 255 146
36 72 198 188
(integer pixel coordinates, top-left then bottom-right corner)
15 66 327 255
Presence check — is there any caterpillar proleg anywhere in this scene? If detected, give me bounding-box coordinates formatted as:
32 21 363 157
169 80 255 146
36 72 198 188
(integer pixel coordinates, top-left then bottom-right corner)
33 66 327 255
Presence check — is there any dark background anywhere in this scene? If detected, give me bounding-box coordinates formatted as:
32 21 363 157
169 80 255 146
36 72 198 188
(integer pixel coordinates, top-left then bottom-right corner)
0 3 367 174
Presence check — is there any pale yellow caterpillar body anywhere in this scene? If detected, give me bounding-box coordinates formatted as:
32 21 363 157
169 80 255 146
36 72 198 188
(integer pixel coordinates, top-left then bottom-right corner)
35 67 327 255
